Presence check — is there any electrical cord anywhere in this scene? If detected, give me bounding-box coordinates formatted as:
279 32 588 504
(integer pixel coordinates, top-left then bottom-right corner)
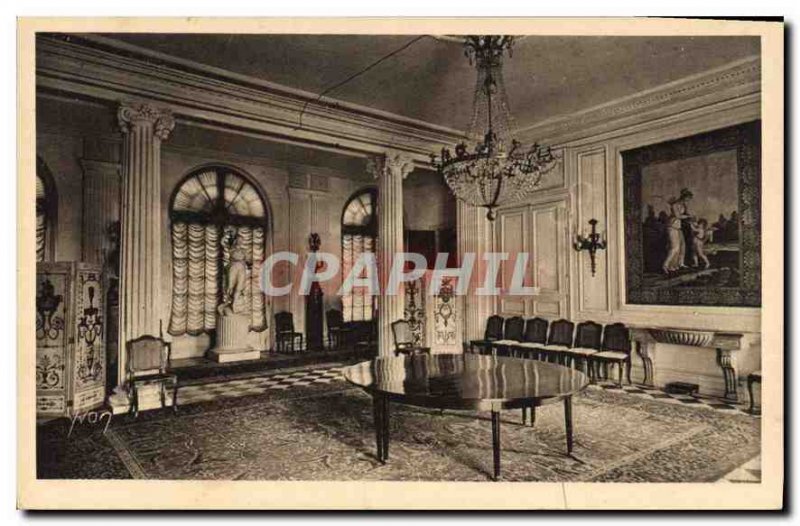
295 35 429 130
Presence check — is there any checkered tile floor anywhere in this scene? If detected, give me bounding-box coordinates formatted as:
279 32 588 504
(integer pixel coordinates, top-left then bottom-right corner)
718 455 762 483
590 381 756 416
176 364 756 417
178 367 345 405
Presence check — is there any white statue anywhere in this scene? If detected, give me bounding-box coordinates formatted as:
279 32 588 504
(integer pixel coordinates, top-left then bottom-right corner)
210 229 257 362
218 247 248 316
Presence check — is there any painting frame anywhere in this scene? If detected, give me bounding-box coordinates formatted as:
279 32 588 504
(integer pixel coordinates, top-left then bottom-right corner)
622 120 761 307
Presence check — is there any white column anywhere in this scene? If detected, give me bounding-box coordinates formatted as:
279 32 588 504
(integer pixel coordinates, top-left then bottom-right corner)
80 159 121 265
457 201 495 341
116 101 174 382
369 151 413 356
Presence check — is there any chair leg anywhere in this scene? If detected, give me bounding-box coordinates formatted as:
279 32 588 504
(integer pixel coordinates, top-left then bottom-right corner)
132 384 139 418
626 359 632 385
617 362 623 387
748 377 755 414
172 379 179 414
160 381 166 409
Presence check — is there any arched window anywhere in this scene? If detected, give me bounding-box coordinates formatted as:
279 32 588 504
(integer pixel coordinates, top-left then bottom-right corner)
341 188 377 322
36 157 57 262
168 166 269 336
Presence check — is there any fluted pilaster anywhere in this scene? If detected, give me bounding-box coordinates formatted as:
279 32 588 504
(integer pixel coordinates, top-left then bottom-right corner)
369 151 413 356
457 201 495 341
117 102 174 381
80 159 121 265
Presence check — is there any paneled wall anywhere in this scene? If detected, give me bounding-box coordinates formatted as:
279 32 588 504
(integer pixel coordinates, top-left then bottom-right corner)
567 107 761 333
477 90 762 396
493 150 569 320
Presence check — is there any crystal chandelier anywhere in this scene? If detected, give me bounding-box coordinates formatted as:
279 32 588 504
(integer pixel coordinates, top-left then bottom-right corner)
431 35 558 220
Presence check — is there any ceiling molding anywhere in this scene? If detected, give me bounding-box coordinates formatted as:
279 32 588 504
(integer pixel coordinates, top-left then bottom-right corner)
35 34 465 165
36 34 761 166
515 56 761 147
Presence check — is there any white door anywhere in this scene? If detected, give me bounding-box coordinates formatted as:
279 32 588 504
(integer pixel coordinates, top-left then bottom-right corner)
495 198 569 319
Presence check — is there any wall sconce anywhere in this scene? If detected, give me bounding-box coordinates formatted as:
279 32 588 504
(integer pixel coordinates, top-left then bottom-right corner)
573 219 607 277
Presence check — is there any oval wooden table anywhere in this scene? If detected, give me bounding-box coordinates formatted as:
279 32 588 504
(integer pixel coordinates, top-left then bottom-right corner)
343 353 589 480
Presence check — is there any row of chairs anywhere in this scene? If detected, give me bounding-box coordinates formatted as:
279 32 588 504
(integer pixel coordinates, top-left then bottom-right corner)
275 310 378 353
469 315 633 386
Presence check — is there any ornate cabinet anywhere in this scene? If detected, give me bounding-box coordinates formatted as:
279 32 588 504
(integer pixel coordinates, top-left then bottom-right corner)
36 262 106 417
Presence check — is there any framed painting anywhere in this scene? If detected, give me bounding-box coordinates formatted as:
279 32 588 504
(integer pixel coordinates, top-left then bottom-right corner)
622 120 761 307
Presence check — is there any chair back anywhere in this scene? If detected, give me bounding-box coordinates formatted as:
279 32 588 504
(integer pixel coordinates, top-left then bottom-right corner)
523 317 549 344
275 311 295 333
127 335 169 376
326 309 344 329
484 315 504 340
391 319 413 350
503 316 525 341
602 323 631 353
574 321 603 350
547 319 575 347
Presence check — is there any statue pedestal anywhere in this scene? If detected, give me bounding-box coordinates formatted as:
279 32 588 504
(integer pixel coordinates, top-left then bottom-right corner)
207 313 260 363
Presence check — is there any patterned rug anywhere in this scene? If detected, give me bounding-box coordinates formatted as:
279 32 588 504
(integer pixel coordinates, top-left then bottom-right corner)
95 380 759 482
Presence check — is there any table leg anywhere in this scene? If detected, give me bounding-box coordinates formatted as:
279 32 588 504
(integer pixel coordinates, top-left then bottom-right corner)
382 395 390 461
564 396 574 455
373 394 384 463
491 409 501 480
716 348 739 401
521 405 536 427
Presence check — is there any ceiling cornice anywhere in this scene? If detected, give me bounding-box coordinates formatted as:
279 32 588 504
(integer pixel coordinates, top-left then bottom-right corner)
35 34 761 163
35 34 465 165
515 55 761 146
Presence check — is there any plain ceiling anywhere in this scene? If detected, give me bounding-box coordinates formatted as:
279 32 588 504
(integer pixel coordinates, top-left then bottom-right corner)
102 34 760 131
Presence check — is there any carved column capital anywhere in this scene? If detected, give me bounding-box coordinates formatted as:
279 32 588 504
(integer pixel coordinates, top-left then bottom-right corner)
117 101 175 140
368 150 415 180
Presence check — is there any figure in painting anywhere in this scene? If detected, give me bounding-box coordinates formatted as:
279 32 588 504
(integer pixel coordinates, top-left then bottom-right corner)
689 218 716 269
662 188 693 275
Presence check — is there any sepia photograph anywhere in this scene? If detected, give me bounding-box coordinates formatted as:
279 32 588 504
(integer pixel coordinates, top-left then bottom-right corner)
16 16 784 510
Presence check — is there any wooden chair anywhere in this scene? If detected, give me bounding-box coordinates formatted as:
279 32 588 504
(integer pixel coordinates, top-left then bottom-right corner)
491 316 525 357
512 317 549 360
275 311 304 353
561 321 602 380
469 315 504 354
326 309 353 350
126 335 178 417
352 319 378 356
539 319 575 363
391 319 431 357
592 322 632 387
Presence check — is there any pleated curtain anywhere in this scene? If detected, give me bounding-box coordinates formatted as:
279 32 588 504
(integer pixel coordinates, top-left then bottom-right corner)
168 222 267 336
341 233 375 322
